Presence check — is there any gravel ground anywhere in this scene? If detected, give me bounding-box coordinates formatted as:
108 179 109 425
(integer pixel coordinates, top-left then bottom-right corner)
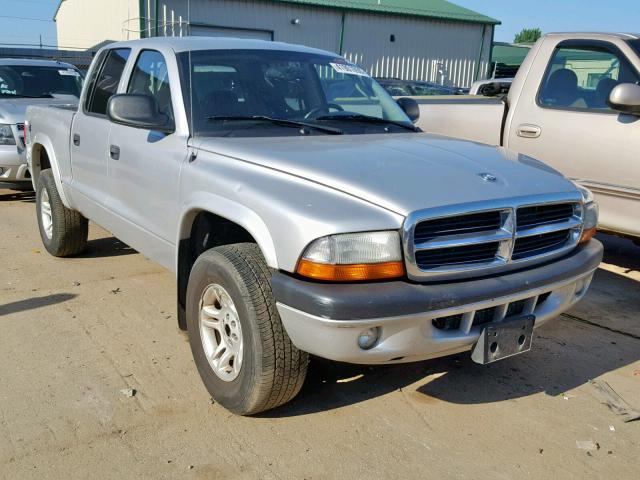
1 188 639 479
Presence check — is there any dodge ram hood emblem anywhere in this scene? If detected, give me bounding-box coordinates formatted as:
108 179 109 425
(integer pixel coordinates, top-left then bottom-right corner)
478 173 498 183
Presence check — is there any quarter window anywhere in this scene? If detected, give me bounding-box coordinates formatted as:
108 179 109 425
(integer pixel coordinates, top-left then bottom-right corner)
127 50 173 118
538 43 640 111
85 48 131 115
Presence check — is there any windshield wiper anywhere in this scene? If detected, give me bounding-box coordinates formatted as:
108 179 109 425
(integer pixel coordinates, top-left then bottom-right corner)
315 114 418 132
206 115 343 135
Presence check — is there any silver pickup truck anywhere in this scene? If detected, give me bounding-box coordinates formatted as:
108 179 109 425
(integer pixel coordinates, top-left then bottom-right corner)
0 59 82 188
416 33 640 240
26 37 602 415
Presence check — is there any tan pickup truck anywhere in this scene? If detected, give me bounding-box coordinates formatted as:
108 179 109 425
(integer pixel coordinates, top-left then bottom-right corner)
416 33 640 240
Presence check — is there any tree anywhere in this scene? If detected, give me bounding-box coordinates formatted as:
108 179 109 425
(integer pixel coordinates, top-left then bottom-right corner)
514 28 542 44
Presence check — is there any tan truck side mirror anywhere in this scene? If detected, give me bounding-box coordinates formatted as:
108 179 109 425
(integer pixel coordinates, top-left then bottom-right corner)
607 83 640 116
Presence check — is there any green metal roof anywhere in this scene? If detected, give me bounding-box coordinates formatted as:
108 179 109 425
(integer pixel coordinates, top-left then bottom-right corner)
492 42 531 65
273 0 500 24
54 0 499 26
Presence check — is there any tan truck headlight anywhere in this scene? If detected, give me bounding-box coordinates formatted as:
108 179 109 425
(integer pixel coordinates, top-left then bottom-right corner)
297 231 405 281
0 124 16 146
576 184 598 243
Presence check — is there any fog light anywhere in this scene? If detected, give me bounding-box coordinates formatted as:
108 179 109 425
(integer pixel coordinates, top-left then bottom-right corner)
357 327 380 350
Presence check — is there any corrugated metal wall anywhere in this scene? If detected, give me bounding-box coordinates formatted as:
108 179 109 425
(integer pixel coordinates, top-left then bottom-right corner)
342 12 491 87
151 0 492 87
157 0 342 53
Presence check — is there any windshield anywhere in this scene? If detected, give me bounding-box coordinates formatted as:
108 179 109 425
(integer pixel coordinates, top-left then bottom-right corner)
178 49 415 137
0 65 83 98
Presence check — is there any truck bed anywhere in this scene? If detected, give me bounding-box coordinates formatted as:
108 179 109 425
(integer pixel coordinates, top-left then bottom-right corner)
413 96 506 146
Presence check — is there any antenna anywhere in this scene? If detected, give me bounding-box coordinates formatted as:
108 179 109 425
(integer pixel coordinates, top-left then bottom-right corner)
188 0 193 141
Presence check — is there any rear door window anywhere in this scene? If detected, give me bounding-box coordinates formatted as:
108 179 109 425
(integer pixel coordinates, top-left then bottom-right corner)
85 48 131 115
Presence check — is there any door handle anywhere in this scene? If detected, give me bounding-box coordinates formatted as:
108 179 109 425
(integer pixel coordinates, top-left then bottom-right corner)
516 124 542 138
109 144 120 160
73 133 80 146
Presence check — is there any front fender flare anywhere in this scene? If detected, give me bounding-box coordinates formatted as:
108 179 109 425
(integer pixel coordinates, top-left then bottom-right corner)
177 191 279 270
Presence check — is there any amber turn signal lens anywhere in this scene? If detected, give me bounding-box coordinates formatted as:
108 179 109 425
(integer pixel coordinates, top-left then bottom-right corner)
579 226 597 244
297 259 405 281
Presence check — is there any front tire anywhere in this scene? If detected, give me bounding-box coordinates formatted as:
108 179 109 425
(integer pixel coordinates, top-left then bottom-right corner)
186 243 308 415
36 169 88 257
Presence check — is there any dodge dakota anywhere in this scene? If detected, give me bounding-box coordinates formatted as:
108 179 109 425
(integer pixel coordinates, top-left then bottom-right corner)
26 37 602 415
415 33 640 240
0 58 82 188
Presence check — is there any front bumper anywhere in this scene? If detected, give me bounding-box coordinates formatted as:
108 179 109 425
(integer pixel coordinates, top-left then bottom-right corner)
273 240 603 364
0 146 30 183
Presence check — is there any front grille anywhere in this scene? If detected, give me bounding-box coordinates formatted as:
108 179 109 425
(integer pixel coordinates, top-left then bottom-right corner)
512 229 571 260
432 314 462 331
473 306 496 326
407 200 582 279
415 242 499 269
414 211 501 243
432 296 534 332
517 204 575 228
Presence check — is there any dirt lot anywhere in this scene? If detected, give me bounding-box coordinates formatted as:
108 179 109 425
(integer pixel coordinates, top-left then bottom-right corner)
1 188 639 479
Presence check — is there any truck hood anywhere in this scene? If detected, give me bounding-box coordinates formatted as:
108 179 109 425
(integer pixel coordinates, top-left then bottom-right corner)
0 96 78 124
196 133 577 216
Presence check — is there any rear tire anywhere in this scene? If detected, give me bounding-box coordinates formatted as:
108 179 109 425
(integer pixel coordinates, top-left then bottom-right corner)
186 243 308 415
36 169 88 257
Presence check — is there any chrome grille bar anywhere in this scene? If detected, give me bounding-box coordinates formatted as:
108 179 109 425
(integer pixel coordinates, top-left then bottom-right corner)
403 194 583 281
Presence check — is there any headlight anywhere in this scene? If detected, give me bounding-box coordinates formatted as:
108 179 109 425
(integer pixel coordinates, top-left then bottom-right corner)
574 183 598 243
296 231 405 281
0 124 16 146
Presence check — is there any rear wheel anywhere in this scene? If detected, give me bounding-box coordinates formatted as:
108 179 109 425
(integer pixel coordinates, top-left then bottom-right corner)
36 169 88 256
186 243 308 415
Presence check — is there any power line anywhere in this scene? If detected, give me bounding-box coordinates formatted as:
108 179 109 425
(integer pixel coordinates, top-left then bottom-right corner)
0 41 91 51
0 14 54 23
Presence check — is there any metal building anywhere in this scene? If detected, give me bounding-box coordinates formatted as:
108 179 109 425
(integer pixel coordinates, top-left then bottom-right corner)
54 0 500 87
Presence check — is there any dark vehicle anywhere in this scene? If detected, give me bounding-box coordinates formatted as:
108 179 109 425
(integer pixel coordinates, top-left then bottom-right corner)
375 77 466 96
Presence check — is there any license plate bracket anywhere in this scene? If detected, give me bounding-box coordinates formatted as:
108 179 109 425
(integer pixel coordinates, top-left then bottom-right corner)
471 315 535 365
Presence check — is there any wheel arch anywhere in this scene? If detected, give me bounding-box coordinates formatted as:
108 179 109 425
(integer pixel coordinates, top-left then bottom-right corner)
29 136 72 207
175 195 279 330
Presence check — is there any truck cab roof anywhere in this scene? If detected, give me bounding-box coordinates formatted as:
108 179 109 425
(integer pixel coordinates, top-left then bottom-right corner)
545 32 640 41
103 36 337 57
0 58 78 69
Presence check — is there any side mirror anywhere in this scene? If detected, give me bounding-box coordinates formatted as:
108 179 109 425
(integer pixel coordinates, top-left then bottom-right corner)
107 94 175 132
396 97 420 123
607 83 640 116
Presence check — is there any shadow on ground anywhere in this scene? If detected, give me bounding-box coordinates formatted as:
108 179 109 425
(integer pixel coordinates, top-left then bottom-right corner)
262 314 638 417
0 293 77 317
76 236 137 258
598 233 640 273
0 190 35 202
263 235 640 417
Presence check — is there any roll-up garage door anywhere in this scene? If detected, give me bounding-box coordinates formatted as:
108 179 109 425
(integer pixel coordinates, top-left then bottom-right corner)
189 25 273 41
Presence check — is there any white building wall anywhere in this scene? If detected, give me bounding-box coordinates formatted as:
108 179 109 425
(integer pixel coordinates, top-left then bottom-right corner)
55 0 141 49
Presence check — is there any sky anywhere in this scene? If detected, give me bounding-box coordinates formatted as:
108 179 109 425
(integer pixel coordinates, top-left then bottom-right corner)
0 0 639 48
454 0 640 42
0 0 59 48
